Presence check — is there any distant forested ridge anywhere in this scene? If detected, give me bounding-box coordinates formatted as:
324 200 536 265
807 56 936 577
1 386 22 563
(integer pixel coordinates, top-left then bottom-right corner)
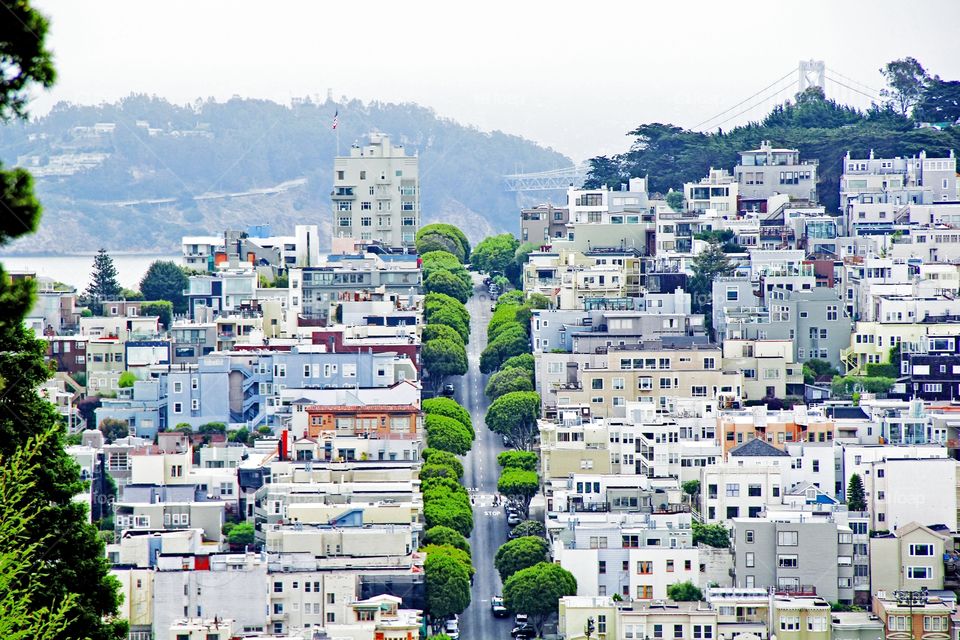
586 69 960 213
0 95 571 253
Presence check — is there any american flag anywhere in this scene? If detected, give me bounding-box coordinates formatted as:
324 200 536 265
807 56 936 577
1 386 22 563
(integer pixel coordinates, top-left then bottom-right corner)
331 110 339 130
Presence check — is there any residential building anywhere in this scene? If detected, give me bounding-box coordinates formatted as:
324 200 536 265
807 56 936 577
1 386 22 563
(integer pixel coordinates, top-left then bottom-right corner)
897 334 960 401
559 596 718 640
718 406 836 455
730 517 855 603
871 590 955 640
735 141 818 209
684 168 739 215
700 455 784 524
865 456 958 532
870 522 953 595
521 203 569 243
721 339 805 402
331 133 419 252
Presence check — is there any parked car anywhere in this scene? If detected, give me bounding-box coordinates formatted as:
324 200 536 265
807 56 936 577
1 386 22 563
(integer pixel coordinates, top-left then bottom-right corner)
445 615 461 639
512 622 535 639
515 613 529 626
507 512 522 526
491 596 508 617
442 383 455 397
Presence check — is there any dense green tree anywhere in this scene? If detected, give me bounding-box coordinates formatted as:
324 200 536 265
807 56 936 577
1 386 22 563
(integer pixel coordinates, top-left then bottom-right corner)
485 391 541 450
503 562 577 637
423 497 473 538
526 293 551 309
425 269 471 303
501 353 536 374
847 473 866 512
139 260 189 313
488 303 526 339
420 463 460 482
422 398 473 434
98 418 129 443
480 323 530 374
485 366 535 401
498 469 539 517
497 290 525 307
422 323 465 346
85 249 122 314
510 520 546 539
416 224 471 263
472 233 520 274
141 300 173 329
667 581 704 601
0 428 77 640
494 536 550 582
831 375 895 396
424 552 471 625
692 522 730 549
423 526 471 555
803 358 840 384
916 78 960 123
421 544 474 577
425 414 473 455
665 190 684 212
422 339 467 390
420 448 465 479
422 251 472 290
681 480 700 498
497 450 539 472
510 241 539 288
425 293 470 342
689 242 735 324
227 522 255 546
117 371 137 388
0 7 124 636
880 57 929 117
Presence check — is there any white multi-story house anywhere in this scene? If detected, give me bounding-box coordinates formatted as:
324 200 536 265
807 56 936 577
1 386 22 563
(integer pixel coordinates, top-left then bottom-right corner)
332 133 419 252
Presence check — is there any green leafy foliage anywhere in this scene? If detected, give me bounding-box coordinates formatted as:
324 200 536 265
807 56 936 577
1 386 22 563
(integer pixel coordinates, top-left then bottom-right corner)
689 242 735 323
498 468 539 517
139 260 189 313
422 251 472 290
421 544 474 576
681 480 700 497
472 233 520 274
497 450 538 472
424 551 471 622
880 57 929 117
692 522 730 549
0 0 55 122
416 224 471 263
420 449 465 480
141 300 173 329
422 398 473 434
84 249 121 313
485 391 541 450
494 536 550 582
422 323 465 346
485 366 535 401
423 526 471 555
97 418 128 443
802 358 840 385
501 353 535 374
503 562 577 636
424 293 470 342
425 269 471 303
480 323 529 374
422 339 467 388
510 520 546 539
425 414 473 455
665 190 684 212
117 371 137 388
423 495 473 538
227 522 255 546
667 581 704 601
847 473 866 512
831 375 895 396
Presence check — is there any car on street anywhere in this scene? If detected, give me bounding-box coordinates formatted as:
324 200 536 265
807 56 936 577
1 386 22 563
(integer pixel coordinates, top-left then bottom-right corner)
507 511 522 526
445 615 461 639
491 596 508 617
442 383 455 397
490 303 496 311
511 622 535 639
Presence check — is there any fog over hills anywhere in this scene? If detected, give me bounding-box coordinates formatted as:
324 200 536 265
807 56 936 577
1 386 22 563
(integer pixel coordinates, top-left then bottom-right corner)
0 94 572 254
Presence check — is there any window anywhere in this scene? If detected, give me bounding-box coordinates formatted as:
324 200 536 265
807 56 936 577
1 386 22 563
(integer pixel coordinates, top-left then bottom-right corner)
908 566 932 579
910 543 935 556
327 593 335 604
666 559 675 572
703 357 715 369
778 554 798 568
692 386 707 397
745 530 755 543
777 531 798 546
598 615 607 634
191 399 199 411
779 615 800 631
173 381 183 393
746 552 755 567
924 616 947 632
591 378 604 390
173 402 183 414
636 561 652 574
725 483 740 497
673 624 683 639
747 484 762 497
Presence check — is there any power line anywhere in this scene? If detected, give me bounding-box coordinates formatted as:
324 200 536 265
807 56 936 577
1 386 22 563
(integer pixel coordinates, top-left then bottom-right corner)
691 68 797 130
700 79 800 132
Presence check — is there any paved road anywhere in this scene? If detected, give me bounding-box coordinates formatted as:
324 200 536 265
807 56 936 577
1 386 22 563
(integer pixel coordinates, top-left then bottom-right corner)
457 276 513 640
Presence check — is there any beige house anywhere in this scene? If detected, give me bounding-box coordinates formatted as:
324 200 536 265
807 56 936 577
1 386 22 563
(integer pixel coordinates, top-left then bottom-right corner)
722 338 804 401
870 522 951 594
538 342 743 419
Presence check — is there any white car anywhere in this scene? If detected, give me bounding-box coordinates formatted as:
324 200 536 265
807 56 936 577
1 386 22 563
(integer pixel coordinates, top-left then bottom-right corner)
444 618 461 639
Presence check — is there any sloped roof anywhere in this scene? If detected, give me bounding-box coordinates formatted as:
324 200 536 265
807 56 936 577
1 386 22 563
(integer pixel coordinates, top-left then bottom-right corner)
729 438 790 457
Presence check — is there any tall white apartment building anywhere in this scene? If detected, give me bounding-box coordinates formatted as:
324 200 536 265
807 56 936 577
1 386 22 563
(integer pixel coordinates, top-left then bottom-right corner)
332 133 420 252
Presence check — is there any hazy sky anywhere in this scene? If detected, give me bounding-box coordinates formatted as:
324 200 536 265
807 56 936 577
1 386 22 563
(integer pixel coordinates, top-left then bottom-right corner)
30 0 960 162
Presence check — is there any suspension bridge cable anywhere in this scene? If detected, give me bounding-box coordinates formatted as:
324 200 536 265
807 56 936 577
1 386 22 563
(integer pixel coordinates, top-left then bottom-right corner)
700 79 800 132
825 74 882 103
824 67 882 96
690 68 797 130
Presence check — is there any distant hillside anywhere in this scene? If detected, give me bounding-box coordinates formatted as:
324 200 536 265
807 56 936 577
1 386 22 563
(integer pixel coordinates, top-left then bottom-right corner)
0 95 572 254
